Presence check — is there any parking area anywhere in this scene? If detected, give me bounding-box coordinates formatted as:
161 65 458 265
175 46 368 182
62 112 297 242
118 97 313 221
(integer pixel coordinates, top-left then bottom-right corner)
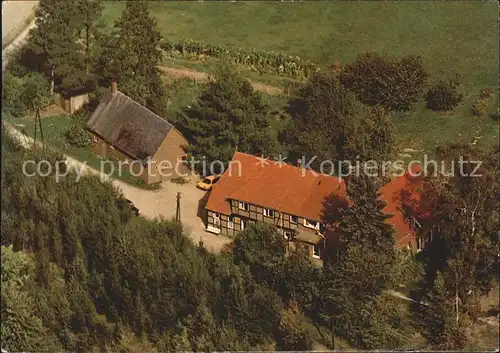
114 176 233 252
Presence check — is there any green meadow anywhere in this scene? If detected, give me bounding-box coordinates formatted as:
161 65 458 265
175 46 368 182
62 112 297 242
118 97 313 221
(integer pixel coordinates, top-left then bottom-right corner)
102 1 499 157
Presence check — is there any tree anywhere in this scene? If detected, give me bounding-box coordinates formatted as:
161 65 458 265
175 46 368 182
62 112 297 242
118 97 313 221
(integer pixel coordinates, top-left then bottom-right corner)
336 174 396 253
2 72 51 119
2 72 28 118
345 105 395 163
340 53 428 111
2 130 298 351
275 301 313 351
75 0 104 77
283 72 358 172
1 246 60 352
412 272 467 350
318 245 406 349
21 72 52 113
412 143 499 348
282 245 321 311
233 223 287 294
25 0 89 94
98 1 167 115
180 64 277 173
317 173 406 349
426 77 463 111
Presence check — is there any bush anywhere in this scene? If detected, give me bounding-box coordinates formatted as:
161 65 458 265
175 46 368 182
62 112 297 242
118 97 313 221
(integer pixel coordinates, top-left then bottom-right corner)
426 78 463 111
340 53 428 111
471 88 493 117
2 72 29 118
64 124 90 148
171 176 189 185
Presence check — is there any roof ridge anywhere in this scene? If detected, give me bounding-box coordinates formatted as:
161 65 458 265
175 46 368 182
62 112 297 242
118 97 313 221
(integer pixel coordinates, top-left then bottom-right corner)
117 91 173 129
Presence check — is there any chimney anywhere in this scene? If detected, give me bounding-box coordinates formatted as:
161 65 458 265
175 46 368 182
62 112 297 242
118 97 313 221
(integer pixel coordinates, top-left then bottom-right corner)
111 80 118 95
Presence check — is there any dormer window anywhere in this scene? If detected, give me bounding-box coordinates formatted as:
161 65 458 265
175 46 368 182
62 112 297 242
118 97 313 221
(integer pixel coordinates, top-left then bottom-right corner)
290 215 298 224
304 219 320 230
263 208 275 217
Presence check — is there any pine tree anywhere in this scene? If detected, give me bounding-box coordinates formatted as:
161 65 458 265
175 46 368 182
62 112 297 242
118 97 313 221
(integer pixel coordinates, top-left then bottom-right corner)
318 173 405 349
75 0 104 77
337 173 396 253
98 1 167 115
26 0 88 94
179 64 277 171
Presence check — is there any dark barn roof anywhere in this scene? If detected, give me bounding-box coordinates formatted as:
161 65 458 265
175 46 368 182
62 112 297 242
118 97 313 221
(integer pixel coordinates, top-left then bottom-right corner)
87 91 173 160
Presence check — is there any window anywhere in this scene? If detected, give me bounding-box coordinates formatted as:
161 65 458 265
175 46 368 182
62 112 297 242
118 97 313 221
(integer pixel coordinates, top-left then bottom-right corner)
284 230 293 240
313 244 321 259
213 176 220 184
290 215 298 224
240 219 246 231
202 178 211 184
228 216 235 229
304 219 319 230
212 213 220 228
238 201 249 211
417 236 424 251
263 208 275 217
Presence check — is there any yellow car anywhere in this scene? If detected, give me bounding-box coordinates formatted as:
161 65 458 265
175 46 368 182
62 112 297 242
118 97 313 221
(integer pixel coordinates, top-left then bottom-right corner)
196 175 221 191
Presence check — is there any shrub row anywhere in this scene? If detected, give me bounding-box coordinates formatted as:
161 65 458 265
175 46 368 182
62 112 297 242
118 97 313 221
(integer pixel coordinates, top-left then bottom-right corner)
160 38 318 79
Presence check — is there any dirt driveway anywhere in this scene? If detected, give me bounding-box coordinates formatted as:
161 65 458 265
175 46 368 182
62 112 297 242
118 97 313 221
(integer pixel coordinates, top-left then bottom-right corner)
158 66 285 96
117 178 232 252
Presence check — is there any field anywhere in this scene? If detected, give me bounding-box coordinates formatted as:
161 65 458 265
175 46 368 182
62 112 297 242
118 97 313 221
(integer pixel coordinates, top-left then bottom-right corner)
103 1 499 159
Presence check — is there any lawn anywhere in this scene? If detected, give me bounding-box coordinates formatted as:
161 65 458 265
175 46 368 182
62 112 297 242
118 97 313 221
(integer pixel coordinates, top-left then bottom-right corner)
103 1 499 158
7 114 160 190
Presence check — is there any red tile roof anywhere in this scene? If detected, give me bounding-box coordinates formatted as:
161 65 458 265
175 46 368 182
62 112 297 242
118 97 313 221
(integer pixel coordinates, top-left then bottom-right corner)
206 152 425 248
205 152 346 220
379 165 424 248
